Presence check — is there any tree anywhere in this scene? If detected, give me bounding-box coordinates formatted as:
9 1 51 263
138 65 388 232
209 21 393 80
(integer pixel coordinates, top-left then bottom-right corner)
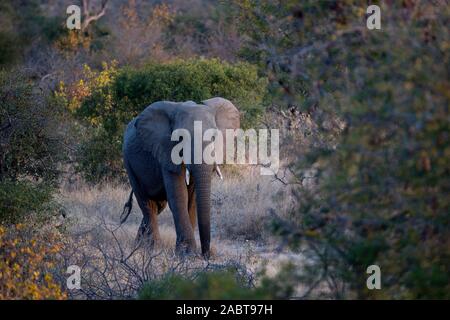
81 0 109 32
236 0 450 298
0 70 67 223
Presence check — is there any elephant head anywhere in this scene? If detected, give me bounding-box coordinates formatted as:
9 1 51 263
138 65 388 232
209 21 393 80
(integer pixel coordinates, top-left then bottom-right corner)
134 97 240 258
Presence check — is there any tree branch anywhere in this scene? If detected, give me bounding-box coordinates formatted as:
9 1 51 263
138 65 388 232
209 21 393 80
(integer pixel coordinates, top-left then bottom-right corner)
81 0 108 31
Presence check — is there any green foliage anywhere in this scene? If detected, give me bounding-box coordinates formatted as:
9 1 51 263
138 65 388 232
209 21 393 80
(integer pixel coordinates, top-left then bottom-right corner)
138 269 274 300
0 31 19 66
83 58 267 129
0 180 58 225
0 71 66 182
0 70 66 224
241 1 450 298
0 0 65 67
234 0 370 111
60 58 267 182
75 127 125 183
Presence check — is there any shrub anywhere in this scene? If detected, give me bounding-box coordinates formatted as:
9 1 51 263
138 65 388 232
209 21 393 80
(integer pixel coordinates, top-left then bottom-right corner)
111 58 267 128
0 70 67 224
0 31 19 66
257 1 450 299
58 58 267 182
0 180 59 225
0 224 67 299
0 0 65 67
138 269 273 300
75 127 125 183
0 71 66 183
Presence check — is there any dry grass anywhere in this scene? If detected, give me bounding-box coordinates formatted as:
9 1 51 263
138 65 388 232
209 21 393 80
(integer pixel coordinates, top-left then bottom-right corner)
211 166 295 242
57 166 300 299
59 166 295 246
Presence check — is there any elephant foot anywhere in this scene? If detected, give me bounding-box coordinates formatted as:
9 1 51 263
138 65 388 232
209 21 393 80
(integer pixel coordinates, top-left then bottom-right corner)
175 239 197 257
201 248 211 260
202 246 216 260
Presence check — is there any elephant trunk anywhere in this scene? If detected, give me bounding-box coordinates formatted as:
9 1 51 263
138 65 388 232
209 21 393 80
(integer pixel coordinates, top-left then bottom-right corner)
191 164 212 259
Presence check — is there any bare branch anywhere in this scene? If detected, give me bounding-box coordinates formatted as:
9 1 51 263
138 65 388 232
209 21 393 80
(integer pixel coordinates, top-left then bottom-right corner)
81 0 108 31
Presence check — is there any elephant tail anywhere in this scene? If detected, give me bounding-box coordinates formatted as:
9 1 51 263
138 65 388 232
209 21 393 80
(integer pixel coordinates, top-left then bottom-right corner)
120 190 134 225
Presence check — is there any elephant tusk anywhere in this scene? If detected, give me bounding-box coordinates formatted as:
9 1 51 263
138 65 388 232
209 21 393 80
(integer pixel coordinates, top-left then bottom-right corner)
185 168 190 185
214 164 223 180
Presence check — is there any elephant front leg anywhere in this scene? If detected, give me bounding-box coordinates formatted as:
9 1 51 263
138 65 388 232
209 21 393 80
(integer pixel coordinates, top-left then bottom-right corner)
163 169 196 255
187 173 197 231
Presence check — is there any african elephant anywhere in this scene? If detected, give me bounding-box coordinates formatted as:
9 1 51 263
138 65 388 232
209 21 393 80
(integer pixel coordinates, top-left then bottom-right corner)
121 97 240 259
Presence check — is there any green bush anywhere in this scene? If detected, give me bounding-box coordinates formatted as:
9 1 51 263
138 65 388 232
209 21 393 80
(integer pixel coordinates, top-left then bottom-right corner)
61 58 267 182
111 59 267 128
0 31 19 66
138 270 274 300
75 127 126 183
0 70 66 224
0 71 66 183
0 0 65 67
0 180 58 225
238 1 450 299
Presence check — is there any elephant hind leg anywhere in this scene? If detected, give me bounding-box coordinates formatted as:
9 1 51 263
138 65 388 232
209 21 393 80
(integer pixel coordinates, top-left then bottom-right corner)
136 199 161 249
156 200 167 215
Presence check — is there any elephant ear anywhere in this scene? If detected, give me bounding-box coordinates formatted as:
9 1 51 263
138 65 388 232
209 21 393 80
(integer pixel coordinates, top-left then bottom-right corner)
202 97 240 132
134 102 181 173
202 97 240 163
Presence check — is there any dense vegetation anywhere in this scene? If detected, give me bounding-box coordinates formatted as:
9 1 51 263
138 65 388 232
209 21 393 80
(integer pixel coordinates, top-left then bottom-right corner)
237 0 449 298
138 270 271 300
0 71 66 224
57 59 267 182
0 0 448 299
